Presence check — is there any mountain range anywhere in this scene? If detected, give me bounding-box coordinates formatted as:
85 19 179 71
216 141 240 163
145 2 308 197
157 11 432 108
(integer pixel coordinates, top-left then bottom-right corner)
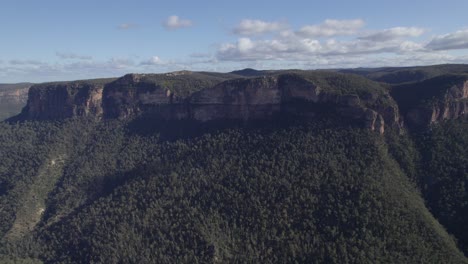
0 64 467 263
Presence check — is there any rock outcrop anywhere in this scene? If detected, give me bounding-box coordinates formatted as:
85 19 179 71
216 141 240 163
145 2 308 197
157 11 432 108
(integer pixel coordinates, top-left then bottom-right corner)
15 71 410 134
22 81 107 120
398 78 468 128
0 83 32 120
37 73 396 134
102 74 189 120
189 75 394 133
0 86 30 104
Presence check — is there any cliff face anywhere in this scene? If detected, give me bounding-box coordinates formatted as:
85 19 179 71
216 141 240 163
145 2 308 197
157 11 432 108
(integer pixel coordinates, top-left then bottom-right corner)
23 82 105 120
189 75 395 133
102 74 188 120
0 84 32 120
94 73 398 133
18 70 468 134
0 87 30 104
396 78 468 128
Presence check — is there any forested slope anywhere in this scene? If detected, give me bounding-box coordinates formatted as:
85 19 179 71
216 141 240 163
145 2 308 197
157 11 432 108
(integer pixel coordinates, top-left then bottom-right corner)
0 117 466 263
0 66 467 263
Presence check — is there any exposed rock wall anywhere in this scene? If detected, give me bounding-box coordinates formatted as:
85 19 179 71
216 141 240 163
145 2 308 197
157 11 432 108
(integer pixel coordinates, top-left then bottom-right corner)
0 87 30 104
23 83 104 120
406 81 468 127
0 85 31 120
17 73 410 134
102 74 185 120
100 74 396 133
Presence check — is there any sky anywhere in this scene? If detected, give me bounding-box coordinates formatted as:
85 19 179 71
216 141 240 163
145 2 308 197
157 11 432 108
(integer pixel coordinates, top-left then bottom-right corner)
2 0 468 83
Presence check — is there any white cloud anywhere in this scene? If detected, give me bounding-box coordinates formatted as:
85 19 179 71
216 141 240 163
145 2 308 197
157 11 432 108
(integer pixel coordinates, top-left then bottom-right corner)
163 15 193 30
56 52 92 60
118 23 138 30
217 19 431 62
297 19 365 38
217 35 426 62
233 19 287 35
426 29 468 50
140 56 164 65
6 19 468 83
359 27 425 42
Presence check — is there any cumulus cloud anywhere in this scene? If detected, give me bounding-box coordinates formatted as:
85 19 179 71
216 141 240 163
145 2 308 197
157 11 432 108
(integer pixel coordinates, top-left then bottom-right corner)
297 19 365 37
118 23 139 30
217 18 431 62
217 35 430 61
233 19 287 35
359 27 425 42
163 15 192 30
426 29 468 50
140 56 164 65
217 35 425 62
56 52 92 60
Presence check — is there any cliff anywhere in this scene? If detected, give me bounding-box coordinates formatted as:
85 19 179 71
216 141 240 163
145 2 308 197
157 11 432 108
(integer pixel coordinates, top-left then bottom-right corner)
102 72 232 119
17 71 402 134
0 85 30 104
188 74 397 134
20 79 114 120
0 83 32 120
391 74 468 128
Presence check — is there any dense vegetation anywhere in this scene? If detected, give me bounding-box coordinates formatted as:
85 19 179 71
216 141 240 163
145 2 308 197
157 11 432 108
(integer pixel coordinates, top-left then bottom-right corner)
0 115 467 263
339 64 468 84
1 65 467 263
391 74 468 113
116 72 240 98
416 121 468 254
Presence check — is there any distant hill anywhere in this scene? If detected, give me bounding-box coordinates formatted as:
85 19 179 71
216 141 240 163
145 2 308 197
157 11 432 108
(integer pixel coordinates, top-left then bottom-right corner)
230 68 266 77
338 64 468 84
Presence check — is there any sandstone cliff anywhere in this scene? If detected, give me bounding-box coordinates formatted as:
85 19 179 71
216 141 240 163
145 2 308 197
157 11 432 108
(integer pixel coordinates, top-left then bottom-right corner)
0 83 32 120
21 79 112 120
18 71 401 134
391 74 468 128
0 85 30 104
189 74 397 134
17 70 468 133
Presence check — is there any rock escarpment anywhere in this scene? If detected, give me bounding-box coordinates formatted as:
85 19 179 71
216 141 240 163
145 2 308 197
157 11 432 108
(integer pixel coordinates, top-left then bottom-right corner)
20 72 401 134
188 74 396 134
391 75 468 128
0 85 30 104
0 83 32 120
21 80 111 120
408 81 467 126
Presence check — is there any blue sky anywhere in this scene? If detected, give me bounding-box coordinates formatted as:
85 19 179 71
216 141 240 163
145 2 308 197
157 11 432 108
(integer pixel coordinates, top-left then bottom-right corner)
2 0 468 82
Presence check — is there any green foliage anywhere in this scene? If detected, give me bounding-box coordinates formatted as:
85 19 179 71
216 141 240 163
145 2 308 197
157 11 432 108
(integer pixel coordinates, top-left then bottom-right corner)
0 117 466 263
2 65 468 262
121 72 238 98
414 120 468 254
391 74 468 113
340 64 468 84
